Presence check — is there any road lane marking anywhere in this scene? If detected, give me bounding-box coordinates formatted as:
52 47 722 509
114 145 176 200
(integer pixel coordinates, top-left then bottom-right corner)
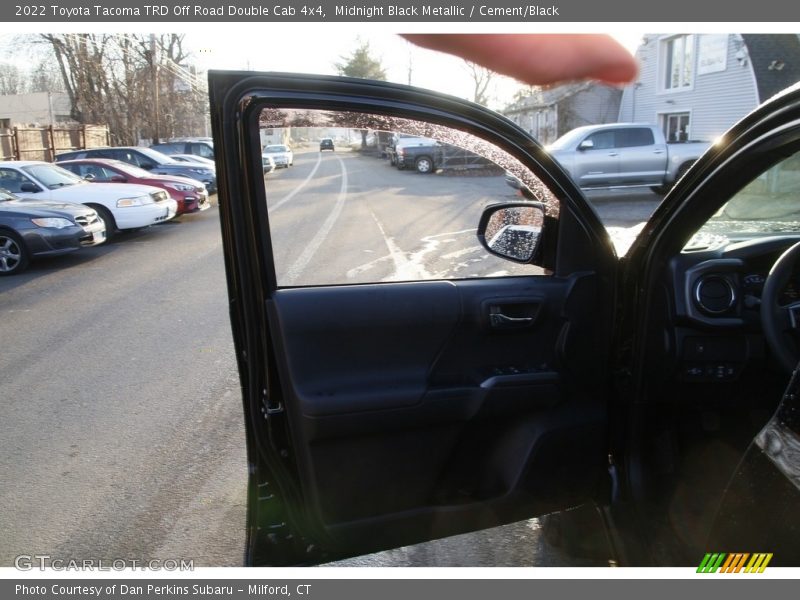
423 229 474 238
283 154 348 285
441 245 483 259
349 222 483 282
270 152 323 210
370 211 431 282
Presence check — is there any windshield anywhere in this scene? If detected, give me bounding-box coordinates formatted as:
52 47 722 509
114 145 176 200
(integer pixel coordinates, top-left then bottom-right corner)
0 188 17 202
688 150 800 247
21 164 83 189
546 127 593 152
136 147 175 164
181 156 214 165
109 162 152 178
264 145 287 153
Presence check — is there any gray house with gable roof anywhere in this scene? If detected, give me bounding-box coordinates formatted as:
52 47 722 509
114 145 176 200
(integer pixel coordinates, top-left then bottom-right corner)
501 82 623 145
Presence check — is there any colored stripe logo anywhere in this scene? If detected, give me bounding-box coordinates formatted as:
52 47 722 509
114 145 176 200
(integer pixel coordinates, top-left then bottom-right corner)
697 553 773 573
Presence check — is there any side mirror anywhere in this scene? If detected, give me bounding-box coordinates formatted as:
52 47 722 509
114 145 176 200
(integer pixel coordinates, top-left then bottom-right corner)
578 139 594 151
110 175 127 183
83 174 96 181
477 203 546 264
141 163 154 171
20 182 41 193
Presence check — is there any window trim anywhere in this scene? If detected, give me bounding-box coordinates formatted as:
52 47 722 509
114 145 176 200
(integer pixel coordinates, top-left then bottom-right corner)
657 110 694 143
657 34 696 95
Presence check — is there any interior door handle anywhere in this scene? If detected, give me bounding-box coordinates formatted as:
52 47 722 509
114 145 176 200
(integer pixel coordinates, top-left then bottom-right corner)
490 313 535 327
485 301 541 330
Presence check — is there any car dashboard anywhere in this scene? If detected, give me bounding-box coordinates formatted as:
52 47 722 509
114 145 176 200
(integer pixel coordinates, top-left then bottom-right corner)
665 235 800 384
630 234 800 563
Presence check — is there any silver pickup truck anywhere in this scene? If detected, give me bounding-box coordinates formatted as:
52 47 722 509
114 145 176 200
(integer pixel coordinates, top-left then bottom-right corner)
546 123 710 194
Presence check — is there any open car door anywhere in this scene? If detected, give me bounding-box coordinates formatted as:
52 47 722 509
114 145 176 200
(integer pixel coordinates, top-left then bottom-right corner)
616 82 800 566
208 72 619 565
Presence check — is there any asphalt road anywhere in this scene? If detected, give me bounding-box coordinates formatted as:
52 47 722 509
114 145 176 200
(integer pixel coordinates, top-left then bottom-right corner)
0 197 246 567
265 150 541 287
0 148 661 568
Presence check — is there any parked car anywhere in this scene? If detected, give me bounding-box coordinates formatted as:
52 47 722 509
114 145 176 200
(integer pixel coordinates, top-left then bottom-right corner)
0 161 177 240
546 123 710 193
386 134 436 166
151 140 215 160
55 147 217 193
169 154 216 168
394 138 442 173
0 188 105 275
261 153 276 173
210 72 800 566
320 138 335 151
58 158 210 215
262 144 293 168
393 137 494 174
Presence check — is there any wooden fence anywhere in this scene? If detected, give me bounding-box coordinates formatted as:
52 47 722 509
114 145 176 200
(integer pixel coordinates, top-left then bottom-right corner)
0 124 110 162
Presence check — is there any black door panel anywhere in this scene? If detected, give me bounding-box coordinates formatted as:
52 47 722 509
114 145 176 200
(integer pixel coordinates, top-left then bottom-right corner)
269 281 462 417
266 276 606 547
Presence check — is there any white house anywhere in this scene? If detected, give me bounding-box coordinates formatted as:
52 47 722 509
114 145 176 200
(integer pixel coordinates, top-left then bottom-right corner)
618 34 800 143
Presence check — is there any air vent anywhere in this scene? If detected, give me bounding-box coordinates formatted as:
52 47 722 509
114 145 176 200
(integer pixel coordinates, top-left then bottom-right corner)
694 275 736 315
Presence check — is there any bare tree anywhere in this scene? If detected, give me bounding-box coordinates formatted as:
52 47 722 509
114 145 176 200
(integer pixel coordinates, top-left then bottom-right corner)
27 60 66 94
511 84 540 104
465 60 495 106
35 33 206 145
0 63 24 95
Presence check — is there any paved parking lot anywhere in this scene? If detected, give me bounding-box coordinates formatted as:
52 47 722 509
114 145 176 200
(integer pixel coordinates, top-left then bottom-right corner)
0 149 662 567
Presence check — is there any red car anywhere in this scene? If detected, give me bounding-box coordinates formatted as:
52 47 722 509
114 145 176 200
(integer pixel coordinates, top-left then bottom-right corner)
57 158 210 216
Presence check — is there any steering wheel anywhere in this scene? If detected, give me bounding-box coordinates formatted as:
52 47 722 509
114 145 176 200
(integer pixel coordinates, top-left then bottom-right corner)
760 241 800 372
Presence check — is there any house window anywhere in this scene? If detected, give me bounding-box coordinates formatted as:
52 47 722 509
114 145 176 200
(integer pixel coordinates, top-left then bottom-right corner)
662 35 694 91
662 113 692 142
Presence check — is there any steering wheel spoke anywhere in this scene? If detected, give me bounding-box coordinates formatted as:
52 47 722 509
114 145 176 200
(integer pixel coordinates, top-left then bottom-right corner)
761 241 800 372
783 302 800 332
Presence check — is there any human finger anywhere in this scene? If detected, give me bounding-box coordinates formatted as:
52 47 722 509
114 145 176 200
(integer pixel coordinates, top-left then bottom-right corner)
402 34 638 86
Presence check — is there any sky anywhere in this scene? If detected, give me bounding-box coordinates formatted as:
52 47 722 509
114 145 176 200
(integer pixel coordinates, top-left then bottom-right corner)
182 29 644 109
0 28 643 110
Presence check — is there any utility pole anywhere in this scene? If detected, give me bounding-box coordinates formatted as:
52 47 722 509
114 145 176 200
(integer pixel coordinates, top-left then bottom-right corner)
150 34 160 145
406 40 413 85
47 91 54 125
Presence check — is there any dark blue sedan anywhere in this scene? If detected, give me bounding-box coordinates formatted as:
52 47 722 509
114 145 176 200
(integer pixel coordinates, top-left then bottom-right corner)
0 189 106 275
